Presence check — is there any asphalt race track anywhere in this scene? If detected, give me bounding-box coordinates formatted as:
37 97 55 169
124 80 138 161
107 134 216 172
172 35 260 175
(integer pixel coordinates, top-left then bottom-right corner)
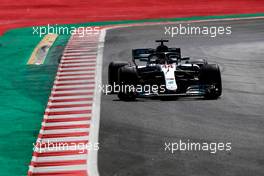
98 19 264 176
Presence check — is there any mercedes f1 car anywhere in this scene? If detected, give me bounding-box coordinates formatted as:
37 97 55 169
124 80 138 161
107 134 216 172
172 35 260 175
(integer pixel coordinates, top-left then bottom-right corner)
108 40 222 101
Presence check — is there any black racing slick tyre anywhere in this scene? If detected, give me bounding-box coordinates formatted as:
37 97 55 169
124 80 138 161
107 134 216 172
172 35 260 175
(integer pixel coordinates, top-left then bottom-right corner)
117 66 138 101
200 64 222 99
108 61 129 94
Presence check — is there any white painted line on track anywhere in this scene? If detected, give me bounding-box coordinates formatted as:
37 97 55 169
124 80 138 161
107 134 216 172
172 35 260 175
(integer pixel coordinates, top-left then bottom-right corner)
47 106 92 112
49 101 93 106
43 121 90 127
57 71 95 75
62 55 97 59
59 63 96 67
55 79 95 84
46 114 91 119
38 136 89 143
49 95 93 100
63 52 97 55
64 49 98 52
29 165 87 173
61 59 97 63
47 105 92 110
58 67 95 71
56 75 95 79
40 128 89 135
32 154 87 162
52 89 94 94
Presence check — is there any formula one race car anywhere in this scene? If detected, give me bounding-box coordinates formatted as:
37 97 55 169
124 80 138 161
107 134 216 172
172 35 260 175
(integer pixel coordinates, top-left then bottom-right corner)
108 40 222 101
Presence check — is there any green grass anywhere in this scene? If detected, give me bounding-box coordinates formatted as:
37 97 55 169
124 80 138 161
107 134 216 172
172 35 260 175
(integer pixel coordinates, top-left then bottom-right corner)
0 29 70 175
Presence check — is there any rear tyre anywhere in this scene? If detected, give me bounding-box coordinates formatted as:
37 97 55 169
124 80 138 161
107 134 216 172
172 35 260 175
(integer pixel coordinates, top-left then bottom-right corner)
108 61 129 94
200 64 222 99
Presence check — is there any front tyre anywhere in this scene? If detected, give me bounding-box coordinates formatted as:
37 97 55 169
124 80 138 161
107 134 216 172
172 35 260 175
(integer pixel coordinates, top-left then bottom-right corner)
108 61 129 94
200 64 222 99
117 66 138 101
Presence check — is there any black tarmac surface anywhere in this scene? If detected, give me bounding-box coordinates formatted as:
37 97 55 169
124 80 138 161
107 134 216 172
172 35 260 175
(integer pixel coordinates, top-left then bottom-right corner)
98 18 264 176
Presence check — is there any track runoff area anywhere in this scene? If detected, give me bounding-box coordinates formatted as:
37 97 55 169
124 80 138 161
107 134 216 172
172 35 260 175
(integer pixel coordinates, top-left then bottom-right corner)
28 16 264 176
